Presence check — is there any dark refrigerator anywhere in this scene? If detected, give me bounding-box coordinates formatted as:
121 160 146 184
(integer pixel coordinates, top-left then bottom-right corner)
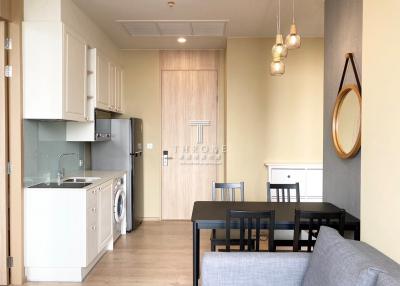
91 118 143 231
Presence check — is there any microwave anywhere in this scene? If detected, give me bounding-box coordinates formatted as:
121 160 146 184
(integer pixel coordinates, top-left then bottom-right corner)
95 109 112 141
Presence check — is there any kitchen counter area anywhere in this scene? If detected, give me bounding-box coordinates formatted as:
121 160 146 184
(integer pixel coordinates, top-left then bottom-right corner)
24 170 127 282
27 170 126 190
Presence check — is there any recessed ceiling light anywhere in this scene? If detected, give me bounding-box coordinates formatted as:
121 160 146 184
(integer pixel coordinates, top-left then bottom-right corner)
168 1 175 7
177 37 187 43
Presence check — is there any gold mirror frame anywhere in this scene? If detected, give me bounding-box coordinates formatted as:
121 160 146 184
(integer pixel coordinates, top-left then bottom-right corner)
332 84 362 159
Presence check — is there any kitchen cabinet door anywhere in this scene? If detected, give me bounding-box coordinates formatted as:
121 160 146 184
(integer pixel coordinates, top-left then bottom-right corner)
64 27 87 121
109 62 116 111
97 182 113 251
115 67 122 113
86 187 98 264
96 52 110 110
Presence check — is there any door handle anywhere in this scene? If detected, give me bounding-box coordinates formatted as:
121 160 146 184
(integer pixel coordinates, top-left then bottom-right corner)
163 150 173 166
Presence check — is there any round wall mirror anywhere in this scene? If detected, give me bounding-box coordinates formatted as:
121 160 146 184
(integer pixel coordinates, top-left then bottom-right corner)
332 84 361 159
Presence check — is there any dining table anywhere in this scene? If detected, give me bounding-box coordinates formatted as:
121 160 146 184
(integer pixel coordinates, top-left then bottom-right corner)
191 201 360 286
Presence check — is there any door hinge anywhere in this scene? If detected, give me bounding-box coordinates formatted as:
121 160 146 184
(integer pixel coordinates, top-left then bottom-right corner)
7 256 13 268
5 38 12 50
5 65 12 78
7 162 11 175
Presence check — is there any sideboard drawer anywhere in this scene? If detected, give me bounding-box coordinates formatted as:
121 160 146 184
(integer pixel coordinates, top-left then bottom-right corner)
266 164 323 202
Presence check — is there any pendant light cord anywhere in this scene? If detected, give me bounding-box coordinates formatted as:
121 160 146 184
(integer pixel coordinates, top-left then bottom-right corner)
278 0 281 34
292 0 295 24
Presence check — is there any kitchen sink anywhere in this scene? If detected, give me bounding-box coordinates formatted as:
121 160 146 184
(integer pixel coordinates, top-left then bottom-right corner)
63 177 101 183
29 182 92 189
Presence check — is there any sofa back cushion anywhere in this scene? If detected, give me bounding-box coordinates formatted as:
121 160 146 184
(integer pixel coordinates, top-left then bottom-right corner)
302 226 382 286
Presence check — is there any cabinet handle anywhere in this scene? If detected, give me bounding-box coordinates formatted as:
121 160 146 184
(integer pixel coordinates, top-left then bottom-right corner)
91 207 96 213
91 190 96 194
287 175 291 178
91 226 96 231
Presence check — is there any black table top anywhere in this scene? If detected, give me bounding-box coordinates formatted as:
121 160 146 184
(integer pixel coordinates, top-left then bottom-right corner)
191 201 360 229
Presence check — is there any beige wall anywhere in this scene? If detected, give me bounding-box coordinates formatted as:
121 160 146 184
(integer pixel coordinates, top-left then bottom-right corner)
121 51 162 219
361 0 400 262
123 41 323 218
226 38 324 201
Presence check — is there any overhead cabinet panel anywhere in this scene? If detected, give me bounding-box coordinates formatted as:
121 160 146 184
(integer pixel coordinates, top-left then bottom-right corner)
23 22 87 121
64 26 87 121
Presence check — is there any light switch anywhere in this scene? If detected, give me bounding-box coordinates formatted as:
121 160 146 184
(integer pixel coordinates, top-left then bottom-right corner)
147 143 154 150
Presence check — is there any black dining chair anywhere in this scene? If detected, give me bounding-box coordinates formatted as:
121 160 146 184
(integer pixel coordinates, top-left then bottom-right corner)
293 209 345 252
225 210 275 252
210 182 245 251
266 182 300 203
267 182 306 251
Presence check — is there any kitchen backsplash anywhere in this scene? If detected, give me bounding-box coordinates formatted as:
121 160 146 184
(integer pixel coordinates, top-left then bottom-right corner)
24 120 91 187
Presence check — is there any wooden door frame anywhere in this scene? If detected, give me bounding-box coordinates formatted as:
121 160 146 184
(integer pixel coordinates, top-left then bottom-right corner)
0 19 9 286
8 0 24 284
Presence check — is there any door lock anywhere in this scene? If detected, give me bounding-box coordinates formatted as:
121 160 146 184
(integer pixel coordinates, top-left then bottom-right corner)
163 150 173 166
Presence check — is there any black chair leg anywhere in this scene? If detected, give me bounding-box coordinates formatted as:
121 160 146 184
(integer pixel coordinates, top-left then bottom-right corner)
211 242 216 252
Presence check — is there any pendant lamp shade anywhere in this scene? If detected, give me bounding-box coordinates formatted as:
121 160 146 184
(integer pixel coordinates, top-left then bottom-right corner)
286 0 301 49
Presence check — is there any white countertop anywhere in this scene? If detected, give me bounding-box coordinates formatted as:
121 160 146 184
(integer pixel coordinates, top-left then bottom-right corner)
25 170 126 190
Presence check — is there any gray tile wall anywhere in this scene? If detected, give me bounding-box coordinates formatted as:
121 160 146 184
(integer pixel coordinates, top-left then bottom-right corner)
23 120 89 187
323 0 363 218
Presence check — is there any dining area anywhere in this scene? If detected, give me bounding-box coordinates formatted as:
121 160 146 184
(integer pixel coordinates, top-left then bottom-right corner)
192 182 361 286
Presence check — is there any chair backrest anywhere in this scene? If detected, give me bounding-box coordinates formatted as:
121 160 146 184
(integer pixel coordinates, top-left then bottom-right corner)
212 182 244 202
267 182 300 203
225 210 275 252
293 209 345 252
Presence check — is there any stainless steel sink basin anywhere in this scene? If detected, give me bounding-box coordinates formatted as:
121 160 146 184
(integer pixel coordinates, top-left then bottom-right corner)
63 177 101 183
29 182 92 189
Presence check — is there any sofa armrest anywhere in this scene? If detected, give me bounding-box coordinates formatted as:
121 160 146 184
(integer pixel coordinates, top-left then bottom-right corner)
202 252 311 286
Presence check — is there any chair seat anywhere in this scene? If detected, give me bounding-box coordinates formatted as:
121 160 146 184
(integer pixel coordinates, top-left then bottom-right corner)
211 229 250 241
274 230 313 242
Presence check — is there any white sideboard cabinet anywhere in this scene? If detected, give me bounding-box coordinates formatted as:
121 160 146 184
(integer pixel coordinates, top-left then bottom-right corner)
265 163 323 202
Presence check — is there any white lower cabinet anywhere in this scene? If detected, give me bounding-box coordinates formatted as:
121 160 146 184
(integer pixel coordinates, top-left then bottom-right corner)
24 180 114 282
97 183 113 251
266 164 323 202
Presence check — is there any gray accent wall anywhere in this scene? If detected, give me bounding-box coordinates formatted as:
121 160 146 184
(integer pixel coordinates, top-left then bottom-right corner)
323 0 362 218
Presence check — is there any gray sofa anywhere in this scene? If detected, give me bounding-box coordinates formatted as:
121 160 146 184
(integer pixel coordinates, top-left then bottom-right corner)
202 227 400 286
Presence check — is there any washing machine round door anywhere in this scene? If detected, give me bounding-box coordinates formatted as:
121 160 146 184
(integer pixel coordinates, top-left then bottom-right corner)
114 189 126 223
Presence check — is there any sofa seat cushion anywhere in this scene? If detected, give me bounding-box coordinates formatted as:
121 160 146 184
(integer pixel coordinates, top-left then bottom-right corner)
302 226 383 286
377 273 400 286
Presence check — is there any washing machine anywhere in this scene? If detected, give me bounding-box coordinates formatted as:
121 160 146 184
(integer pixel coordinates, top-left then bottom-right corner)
113 176 126 242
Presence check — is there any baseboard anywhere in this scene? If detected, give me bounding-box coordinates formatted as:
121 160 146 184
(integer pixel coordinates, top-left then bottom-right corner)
141 217 161 221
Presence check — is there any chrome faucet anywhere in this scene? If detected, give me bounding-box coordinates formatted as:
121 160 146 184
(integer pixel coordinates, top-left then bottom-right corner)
57 153 78 185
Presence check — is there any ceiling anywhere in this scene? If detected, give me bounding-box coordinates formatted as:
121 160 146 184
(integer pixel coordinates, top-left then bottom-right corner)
72 0 324 49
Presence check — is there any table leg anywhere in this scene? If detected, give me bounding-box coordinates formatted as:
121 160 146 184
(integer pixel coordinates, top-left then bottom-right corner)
354 222 360 241
193 222 200 286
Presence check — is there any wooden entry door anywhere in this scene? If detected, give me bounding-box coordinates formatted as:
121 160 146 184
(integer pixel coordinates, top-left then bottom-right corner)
161 51 219 220
0 20 9 285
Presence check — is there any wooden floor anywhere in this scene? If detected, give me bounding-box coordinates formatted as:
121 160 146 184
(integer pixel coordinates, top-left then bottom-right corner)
24 221 210 286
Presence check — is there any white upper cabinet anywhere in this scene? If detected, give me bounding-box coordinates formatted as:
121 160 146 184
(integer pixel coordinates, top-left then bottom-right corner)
23 22 87 121
64 26 87 121
96 51 110 111
116 67 124 113
109 62 116 111
94 52 124 114
23 0 125 122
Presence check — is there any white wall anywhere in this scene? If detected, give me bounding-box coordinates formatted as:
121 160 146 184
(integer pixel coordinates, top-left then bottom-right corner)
361 0 400 263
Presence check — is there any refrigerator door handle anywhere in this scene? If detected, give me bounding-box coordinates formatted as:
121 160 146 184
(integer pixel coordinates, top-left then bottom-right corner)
130 151 142 157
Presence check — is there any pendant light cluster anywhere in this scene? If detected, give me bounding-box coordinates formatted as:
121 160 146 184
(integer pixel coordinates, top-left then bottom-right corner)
270 0 301 76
